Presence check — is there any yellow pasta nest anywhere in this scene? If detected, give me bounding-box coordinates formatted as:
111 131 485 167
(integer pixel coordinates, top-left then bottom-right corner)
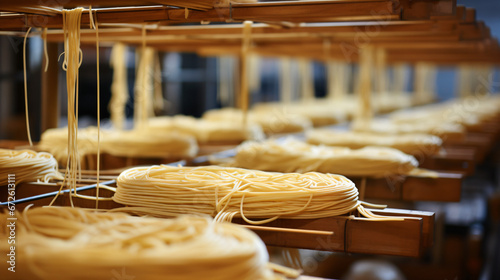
38 126 198 166
0 206 286 280
0 149 62 186
306 129 442 156
203 107 312 134
147 115 264 144
113 165 395 224
233 139 419 177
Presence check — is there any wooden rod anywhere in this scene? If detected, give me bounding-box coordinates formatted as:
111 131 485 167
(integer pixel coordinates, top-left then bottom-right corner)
243 224 334 236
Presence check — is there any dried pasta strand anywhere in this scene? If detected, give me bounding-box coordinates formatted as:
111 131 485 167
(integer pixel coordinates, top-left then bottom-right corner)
134 47 155 129
50 8 84 207
42 27 49 72
240 21 253 129
109 43 129 130
91 7 102 209
23 26 33 146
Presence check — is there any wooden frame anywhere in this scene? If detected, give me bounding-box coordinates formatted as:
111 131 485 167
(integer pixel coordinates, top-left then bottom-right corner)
0 179 434 258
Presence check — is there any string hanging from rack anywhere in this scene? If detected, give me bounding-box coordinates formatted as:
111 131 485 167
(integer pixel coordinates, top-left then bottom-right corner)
50 7 85 207
353 46 374 130
153 51 164 113
134 25 155 129
109 43 129 130
42 27 49 72
23 26 33 146
240 21 252 129
279 58 293 104
298 59 314 101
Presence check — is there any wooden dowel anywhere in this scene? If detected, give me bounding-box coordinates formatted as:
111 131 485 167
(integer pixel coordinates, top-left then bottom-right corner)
243 224 334 236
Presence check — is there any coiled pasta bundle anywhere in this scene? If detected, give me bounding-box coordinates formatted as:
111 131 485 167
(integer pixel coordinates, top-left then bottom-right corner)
113 165 393 224
0 206 286 280
38 126 198 166
0 149 62 186
306 130 442 156
232 139 418 177
147 115 264 144
203 107 312 134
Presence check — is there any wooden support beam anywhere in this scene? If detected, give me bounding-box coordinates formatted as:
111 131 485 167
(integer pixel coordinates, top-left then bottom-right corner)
231 0 398 23
465 8 476 23
399 0 456 20
0 1 399 29
1 0 220 10
420 147 476 174
233 207 434 257
1 178 434 258
351 172 463 202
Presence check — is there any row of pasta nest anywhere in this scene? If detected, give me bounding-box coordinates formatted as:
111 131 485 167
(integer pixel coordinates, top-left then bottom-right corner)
1 150 410 279
3 93 500 278
0 206 299 280
37 94 500 169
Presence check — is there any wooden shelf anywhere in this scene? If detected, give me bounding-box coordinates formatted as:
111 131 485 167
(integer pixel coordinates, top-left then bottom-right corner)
0 1 399 30
1 0 498 64
233 208 434 258
0 177 434 258
420 147 476 175
351 172 463 202
1 0 222 11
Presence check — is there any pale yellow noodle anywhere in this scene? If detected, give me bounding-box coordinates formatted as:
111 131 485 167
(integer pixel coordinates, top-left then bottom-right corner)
232 139 418 177
112 165 401 223
0 149 62 186
0 207 288 280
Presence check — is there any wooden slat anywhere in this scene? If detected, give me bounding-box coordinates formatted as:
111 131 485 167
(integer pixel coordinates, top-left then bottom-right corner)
443 132 496 164
231 1 398 23
398 0 455 20
465 8 476 23
1 185 433 258
1 0 219 10
352 172 463 202
0 1 399 30
2 5 498 65
370 208 434 248
402 172 462 202
41 20 457 40
346 218 422 256
419 147 476 174
233 208 430 258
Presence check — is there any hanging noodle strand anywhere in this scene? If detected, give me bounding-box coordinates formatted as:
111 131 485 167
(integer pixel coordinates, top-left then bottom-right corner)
23 27 33 146
50 8 84 207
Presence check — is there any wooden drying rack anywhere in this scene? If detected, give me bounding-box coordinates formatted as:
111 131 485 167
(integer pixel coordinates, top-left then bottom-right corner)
0 0 498 261
0 1 499 64
2 118 499 257
0 172 435 258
